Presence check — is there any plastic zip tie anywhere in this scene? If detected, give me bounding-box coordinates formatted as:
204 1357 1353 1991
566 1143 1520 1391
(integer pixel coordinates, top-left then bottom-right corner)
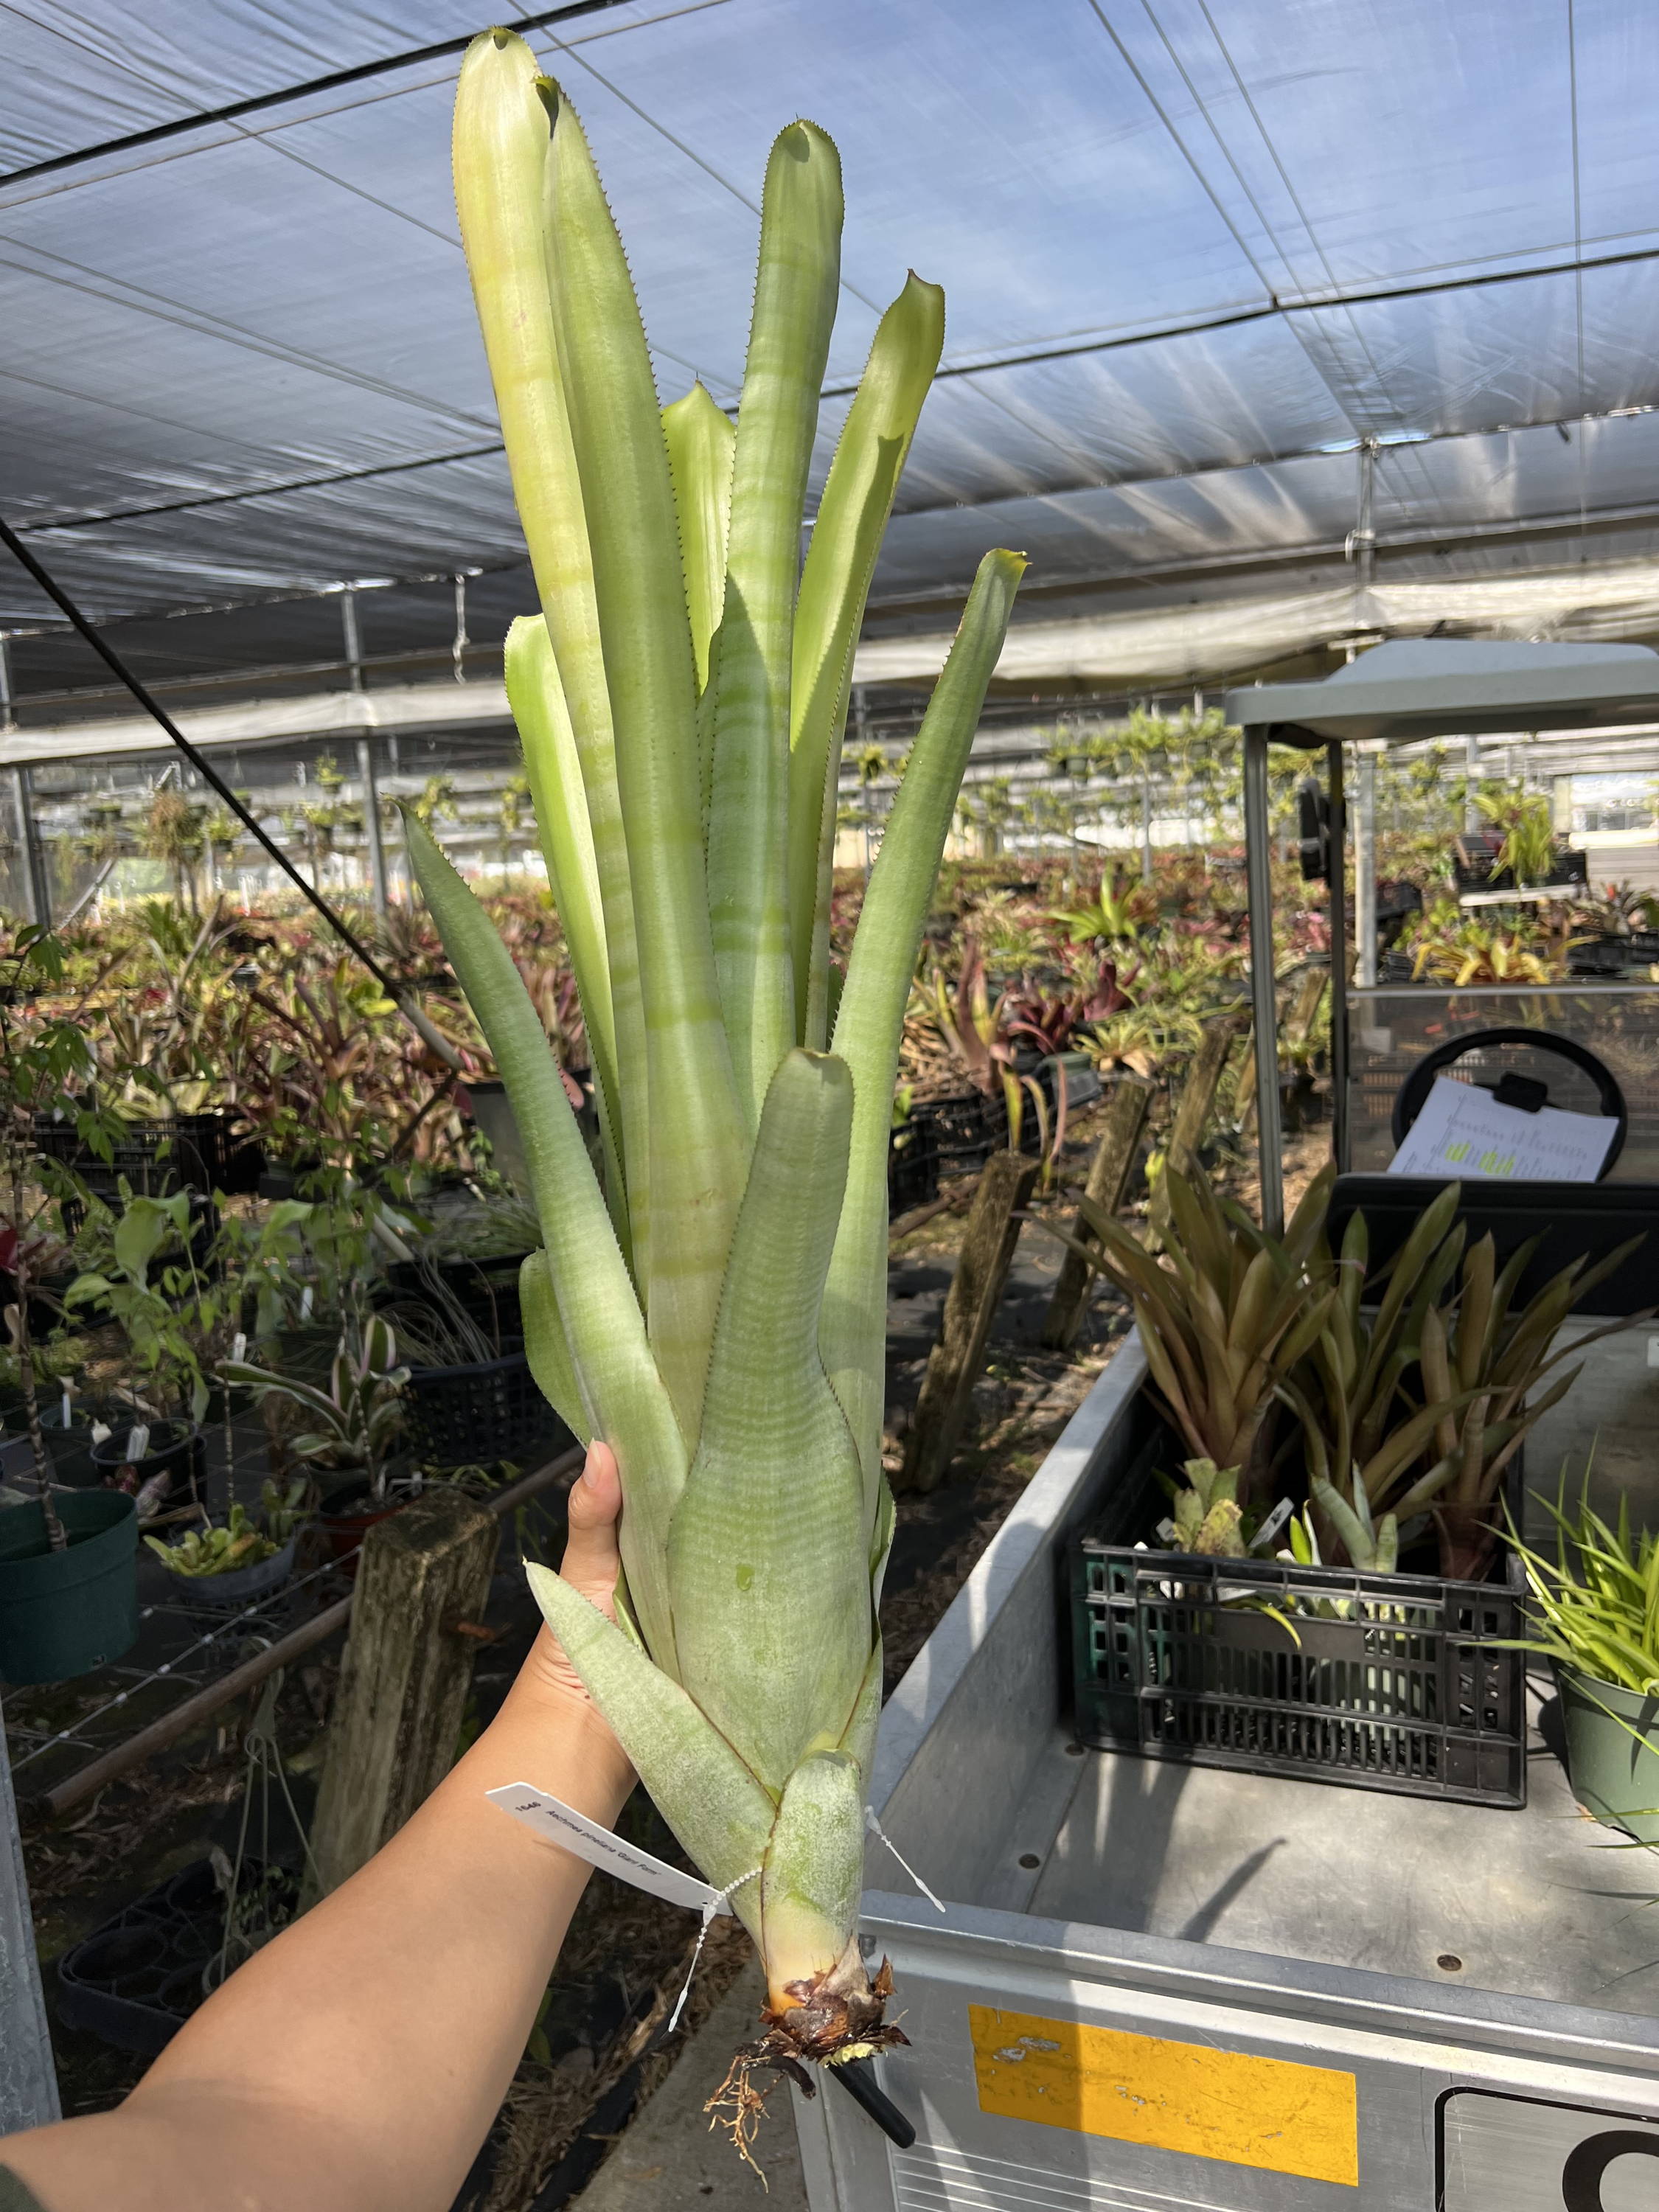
667 1863 762 2034
864 1805 947 1913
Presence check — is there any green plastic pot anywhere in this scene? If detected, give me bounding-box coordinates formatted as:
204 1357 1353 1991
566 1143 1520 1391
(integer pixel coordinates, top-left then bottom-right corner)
0 1490 138 1686
1556 1663 1659 1843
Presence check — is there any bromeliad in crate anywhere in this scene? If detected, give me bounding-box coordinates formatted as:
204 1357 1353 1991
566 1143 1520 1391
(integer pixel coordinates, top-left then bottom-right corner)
437 29 1021 2132
1055 1161 1644 1806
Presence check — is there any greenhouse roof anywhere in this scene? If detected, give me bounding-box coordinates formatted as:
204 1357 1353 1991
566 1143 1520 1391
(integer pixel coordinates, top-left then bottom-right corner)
7 0 1659 718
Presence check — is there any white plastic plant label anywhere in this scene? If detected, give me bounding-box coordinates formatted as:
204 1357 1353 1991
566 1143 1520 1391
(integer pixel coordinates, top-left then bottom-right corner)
232 1332 248 1363
125 1422 150 1462
487 1783 732 1916
1254 1496 1295 1551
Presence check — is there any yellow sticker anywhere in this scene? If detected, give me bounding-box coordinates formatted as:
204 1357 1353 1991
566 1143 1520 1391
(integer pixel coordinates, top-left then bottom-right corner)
970 2004 1358 2188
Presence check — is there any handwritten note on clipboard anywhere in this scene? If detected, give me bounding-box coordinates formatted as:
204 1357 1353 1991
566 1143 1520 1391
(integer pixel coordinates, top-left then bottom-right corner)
1388 1075 1616 1183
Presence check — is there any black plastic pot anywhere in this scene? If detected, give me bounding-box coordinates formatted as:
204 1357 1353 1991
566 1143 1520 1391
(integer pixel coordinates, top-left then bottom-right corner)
168 1534 298 1615
90 1418 204 1503
403 1345 570 1470
38 1407 100 1489
0 1489 138 1684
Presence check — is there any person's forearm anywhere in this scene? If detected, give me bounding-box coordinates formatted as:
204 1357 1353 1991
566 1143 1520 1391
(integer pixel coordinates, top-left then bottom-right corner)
4 1637 633 2212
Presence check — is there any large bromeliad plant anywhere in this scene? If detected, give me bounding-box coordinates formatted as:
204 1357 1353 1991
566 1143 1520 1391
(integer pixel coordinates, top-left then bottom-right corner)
425 30 1020 2085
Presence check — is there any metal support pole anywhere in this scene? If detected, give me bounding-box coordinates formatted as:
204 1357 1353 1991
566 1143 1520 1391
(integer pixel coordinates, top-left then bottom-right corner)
1352 438 1377 594
452 574 469 683
1326 740 1349 1174
341 588 364 693
0 1701 58 2132
1465 732 1481 831
1242 727 1283 1234
0 636 15 734
358 736 388 917
1140 778 1153 883
12 766 49 929
1355 749 1378 988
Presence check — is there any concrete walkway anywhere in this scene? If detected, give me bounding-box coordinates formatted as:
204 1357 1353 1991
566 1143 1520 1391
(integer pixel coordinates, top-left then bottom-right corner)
571 1968 809 2211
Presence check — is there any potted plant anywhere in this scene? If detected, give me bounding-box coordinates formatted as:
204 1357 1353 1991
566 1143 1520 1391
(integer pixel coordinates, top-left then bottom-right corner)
1509 1479 1659 1843
64 1186 228 1508
223 1315 408 1557
377 1262 560 1471
0 924 139 1683
145 1479 308 1613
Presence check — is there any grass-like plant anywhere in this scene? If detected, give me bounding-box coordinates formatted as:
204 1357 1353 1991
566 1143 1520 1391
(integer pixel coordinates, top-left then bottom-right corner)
434 29 1020 2082
1508 1478 1659 1695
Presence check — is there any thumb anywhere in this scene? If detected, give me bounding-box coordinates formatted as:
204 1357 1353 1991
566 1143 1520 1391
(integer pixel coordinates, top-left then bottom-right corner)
560 1439 622 1621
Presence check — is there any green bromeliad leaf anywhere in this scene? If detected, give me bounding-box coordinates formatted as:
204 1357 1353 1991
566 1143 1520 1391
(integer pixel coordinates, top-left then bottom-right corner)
667 1050 868 1793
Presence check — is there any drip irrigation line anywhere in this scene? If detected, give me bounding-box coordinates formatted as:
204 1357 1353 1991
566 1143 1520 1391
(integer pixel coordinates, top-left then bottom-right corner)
0 511 461 1071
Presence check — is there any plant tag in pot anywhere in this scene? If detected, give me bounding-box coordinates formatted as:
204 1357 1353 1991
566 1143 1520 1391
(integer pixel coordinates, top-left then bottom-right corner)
232 1332 247 1363
1254 1496 1294 1552
60 1388 71 1427
299 1286 314 1322
126 1422 150 1462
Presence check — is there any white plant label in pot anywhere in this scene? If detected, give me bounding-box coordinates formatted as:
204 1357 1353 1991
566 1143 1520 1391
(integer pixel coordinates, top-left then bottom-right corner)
125 1423 150 1462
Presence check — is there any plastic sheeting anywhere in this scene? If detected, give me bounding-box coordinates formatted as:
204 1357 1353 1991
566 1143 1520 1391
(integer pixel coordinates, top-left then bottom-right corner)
5 0 1659 690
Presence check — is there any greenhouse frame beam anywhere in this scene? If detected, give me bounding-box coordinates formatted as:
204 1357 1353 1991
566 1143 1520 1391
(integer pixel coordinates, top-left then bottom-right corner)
0 0 636 189
1242 728 1281 1235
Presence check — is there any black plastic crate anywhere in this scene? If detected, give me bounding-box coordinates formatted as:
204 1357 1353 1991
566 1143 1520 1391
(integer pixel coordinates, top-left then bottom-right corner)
1567 936 1627 978
403 1343 572 1470
57 1857 296 2056
887 1118 940 1215
382 1251 531 1341
1071 1404 1527 1808
34 1108 261 1197
910 1088 1008 1172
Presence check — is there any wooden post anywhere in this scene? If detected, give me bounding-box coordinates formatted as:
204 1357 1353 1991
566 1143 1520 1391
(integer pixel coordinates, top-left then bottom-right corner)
305 1488 501 1902
1040 1077 1152 1351
1150 1018 1239 1242
900 1149 1039 1495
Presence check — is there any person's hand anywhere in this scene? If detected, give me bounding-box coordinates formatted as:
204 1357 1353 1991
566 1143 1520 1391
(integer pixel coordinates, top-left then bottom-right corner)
515 1442 631 1764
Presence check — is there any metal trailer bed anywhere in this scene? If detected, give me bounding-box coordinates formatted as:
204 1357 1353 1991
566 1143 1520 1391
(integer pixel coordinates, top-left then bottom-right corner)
793 1339 1659 2212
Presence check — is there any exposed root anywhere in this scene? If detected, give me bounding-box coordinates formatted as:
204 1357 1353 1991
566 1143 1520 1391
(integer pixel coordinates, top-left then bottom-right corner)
703 2047 781 2185
705 1957 910 2176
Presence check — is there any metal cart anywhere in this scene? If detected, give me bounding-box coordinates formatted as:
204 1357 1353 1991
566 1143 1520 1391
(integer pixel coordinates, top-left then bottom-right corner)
1222 636 1659 1229
795 1340 1659 2212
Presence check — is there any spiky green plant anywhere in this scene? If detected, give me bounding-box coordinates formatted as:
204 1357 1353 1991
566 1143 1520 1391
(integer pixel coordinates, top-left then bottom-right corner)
438 30 1020 2072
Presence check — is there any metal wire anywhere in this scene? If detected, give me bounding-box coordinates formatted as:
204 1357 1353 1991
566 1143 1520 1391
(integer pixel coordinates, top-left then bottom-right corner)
8 1554 344 1774
0 511 462 1071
